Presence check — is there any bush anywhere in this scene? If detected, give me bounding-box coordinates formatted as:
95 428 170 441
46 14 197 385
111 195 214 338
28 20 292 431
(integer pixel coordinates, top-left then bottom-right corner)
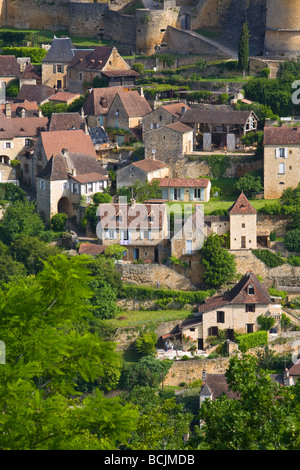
257 314 275 331
118 285 216 304
92 192 112 204
236 330 268 352
2 46 47 63
135 331 157 357
132 63 145 74
252 249 286 268
51 213 68 232
285 229 300 252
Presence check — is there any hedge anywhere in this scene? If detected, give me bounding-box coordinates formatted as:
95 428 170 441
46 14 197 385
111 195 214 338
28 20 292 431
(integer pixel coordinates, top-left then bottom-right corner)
235 330 268 352
118 285 216 305
2 47 47 63
252 249 286 268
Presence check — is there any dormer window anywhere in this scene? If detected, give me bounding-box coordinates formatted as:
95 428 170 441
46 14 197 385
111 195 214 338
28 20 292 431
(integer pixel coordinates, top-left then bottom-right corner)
248 284 255 295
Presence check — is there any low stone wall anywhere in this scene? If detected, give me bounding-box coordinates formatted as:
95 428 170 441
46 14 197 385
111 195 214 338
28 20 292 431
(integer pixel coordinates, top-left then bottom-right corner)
163 357 230 386
116 263 195 290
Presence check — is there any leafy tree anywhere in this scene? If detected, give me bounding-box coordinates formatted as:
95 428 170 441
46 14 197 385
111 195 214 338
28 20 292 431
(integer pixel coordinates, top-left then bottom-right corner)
285 229 300 252
0 200 45 245
0 243 26 284
198 355 298 450
0 254 138 449
200 234 236 288
119 356 173 390
238 21 250 76
235 173 263 196
51 213 68 232
92 192 112 204
135 331 157 357
125 386 193 450
87 280 118 319
0 183 27 202
9 235 60 275
117 179 161 203
104 244 126 260
257 314 275 331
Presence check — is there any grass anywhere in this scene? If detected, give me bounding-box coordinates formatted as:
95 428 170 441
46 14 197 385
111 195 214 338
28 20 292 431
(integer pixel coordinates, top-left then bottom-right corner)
167 198 280 216
104 309 194 329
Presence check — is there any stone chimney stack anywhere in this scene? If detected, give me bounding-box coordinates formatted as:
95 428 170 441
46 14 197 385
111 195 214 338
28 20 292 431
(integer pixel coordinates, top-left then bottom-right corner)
5 102 11 118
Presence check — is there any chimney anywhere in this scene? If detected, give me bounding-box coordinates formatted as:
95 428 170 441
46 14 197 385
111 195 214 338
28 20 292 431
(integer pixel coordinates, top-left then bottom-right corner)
80 107 84 118
131 197 136 206
61 148 69 157
38 109 43 118
72 167 77 177
137 86 144 97
5 102 11 118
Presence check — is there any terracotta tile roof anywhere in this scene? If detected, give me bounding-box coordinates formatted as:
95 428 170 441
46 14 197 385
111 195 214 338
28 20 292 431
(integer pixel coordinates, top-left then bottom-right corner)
83 86 125 116
100 69 139 78
200 374 239 400
78 243 106 256
114 91 152 118
18 84 56 105
131 158 168 172
36 151 107 181
98 202 166 230
155 177 210 188
288 359 300 377
165 121 193 133
264 125 300 145
0 114 48 139
20 63 40 80
196 271 271 315
70 172 108 183
40 129 97 160
228 192 257 215
48 112 86 132
161 102 190 118
180 109 258 125
1 99 40 118
0 55 20 77
48 91 80 103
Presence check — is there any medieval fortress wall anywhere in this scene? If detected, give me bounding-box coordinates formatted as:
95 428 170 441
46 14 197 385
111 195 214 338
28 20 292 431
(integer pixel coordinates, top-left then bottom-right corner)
0 0 299 57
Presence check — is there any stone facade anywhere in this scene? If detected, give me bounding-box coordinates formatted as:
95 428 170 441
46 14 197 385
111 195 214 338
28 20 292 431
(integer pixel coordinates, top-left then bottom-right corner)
264 143 300 200
264 0 300 56
116 160 170 190
144 123 194 162
230 213 257 250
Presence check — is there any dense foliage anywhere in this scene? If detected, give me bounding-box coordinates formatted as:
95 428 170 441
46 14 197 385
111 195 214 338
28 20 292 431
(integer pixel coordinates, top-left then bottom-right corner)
200 234 236 288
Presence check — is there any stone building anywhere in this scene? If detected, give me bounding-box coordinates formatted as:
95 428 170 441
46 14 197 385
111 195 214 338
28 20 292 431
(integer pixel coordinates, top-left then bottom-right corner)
17 84 56 106
48 111 86 132
163 270 277 351
228 192 257 251
0 56 20 87
155 177 211 203
47 91 81 106
83 86 125 128
36 149 109 221
144 121 194 162
41 36 76 90
116 158 170 190
264 125 300 199
19 63 41 88
67 46 138 94
264 0 300 56
106 90 152 133
142 102 190 136
96 201 169 263
0 102 48 169
179 108 258 151
27 128 97 188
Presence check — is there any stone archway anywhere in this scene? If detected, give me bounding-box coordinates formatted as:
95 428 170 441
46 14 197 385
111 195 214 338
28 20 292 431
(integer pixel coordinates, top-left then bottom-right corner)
180 14 191 31
57 197 73 218
0 155 10 165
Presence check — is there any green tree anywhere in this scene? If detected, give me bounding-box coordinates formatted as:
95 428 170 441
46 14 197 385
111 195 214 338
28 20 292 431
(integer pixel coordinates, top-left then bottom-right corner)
200 234 236 288
0 200 45 245
238 21 250 76
198 355 297 450
104 244 126 260
285 229 300 252
135 331 157 357
92 192 112 204
257 314 275 331
235 173 263 197
0 254 138 449
51 213 68 232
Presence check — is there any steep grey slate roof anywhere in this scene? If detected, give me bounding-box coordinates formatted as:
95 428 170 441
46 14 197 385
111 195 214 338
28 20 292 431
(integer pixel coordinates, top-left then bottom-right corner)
42 37 76 63
88 126 109 145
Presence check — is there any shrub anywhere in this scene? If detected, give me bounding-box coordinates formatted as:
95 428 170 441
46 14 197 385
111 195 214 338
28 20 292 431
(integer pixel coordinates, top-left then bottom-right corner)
285 229 300 252
132 63 145 74
257 314 275 331
236 330 268 352
92 192 112 204
118 285 216 304
252 249 286 268
51 213 68 232
268 287 287 302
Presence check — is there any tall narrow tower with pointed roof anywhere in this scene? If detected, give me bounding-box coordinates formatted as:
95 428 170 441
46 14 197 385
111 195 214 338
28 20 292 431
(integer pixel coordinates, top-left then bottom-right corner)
228 192 257 250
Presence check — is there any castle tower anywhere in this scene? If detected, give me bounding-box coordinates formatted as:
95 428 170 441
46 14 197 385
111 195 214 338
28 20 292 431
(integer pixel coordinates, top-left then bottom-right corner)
264 0 300 56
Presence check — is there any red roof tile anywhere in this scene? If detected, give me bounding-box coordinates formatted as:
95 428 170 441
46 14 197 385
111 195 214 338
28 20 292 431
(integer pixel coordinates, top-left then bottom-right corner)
40 129 97 160
156 177 210 188
228 192 257 215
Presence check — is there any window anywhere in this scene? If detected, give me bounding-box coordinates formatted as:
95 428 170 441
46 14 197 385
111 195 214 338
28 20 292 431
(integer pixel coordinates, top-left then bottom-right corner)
25 139 31 147
248 284 255 295
246 304 256 312
279 162 285 174
186 240 193 255
57 65 62 73
79 73 82 81
5 142 11 149
276 148 287 158
246 324 254 333
39 180 45 190
194 188 202 199
57 80 62 89
73 183 79 194
217 311 225 323
242 223 245 228
86 183 93 193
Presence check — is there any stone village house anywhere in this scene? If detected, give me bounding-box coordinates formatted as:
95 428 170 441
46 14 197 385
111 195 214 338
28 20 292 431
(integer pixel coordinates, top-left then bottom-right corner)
41 36 76 91
116 158 170 190
83 86 125 128
162 270 281 351
96 200 169 263
36 149 109 222
154 177 211 203
264 124 300 199
142 102 191 137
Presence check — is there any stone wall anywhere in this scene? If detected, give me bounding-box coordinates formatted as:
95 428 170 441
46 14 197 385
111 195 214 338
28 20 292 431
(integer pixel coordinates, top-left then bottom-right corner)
164 26 229 57
115 263 195 290
6 0 70 30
